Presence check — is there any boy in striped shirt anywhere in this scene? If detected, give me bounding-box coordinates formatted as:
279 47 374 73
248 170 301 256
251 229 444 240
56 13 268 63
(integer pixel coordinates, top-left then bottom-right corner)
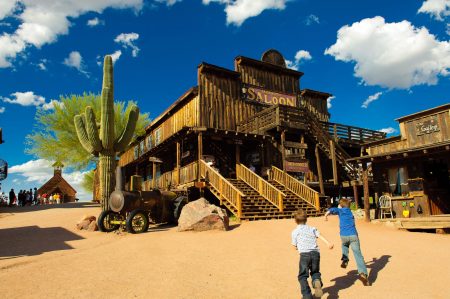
292 209 334 299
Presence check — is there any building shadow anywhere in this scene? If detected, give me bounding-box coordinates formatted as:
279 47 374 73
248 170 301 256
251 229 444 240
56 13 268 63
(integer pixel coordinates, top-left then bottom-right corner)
322 255 391 298
0 225 84 260
0 202 99 214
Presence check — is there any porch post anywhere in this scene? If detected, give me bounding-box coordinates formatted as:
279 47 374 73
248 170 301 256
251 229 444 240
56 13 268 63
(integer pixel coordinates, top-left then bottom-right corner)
197 132 203 181
281 130 286 171
315 145 325 195
362 163 370 222
152 162 156 189
176 141 181 186
353 182 359 209
330 140 338 185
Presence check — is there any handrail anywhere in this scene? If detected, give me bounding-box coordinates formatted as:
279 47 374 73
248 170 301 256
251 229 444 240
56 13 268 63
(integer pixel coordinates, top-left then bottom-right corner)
143 161 198 190
200 160 244 218
270 166 320 211
236 163 285 212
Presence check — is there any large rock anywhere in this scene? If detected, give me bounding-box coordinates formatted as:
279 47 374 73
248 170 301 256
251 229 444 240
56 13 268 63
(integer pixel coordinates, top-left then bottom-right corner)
76 215 97 231
178 198 229 232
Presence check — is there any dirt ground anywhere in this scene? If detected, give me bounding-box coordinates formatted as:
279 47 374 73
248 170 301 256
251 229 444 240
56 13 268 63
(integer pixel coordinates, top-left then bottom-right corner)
1 203 449 299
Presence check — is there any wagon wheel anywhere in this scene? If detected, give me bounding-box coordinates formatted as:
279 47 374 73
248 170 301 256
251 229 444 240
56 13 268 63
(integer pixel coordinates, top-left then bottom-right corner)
126 210 149 234
98 210 121 232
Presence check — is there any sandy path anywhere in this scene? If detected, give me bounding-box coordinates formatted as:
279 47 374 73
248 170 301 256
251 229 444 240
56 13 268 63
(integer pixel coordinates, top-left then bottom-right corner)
1 203 449 299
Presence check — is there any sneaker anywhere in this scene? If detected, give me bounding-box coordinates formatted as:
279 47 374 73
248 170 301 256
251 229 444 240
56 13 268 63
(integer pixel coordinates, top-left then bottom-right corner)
312 280 323 298
358 273 370 286
340 260 348 268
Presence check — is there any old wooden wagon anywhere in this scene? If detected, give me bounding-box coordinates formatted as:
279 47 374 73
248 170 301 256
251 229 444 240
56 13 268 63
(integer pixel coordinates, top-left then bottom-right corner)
116 49 386 221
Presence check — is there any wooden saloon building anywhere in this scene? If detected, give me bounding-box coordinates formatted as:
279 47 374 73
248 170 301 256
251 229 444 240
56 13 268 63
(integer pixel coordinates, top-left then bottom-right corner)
350 104 450 218
118 49 386 221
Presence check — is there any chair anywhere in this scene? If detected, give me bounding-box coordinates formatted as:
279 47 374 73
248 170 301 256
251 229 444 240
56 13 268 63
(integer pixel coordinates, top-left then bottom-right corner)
378 195 394 219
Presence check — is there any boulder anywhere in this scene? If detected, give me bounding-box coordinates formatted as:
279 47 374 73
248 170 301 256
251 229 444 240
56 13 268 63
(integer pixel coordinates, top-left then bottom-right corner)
76 220 91 230
178 198 229 232
87 221 98 231
76 215 97 231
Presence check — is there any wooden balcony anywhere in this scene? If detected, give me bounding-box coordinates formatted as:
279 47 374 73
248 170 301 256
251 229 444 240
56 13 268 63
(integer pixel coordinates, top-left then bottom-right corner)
237 104 386 144
237 105 307 134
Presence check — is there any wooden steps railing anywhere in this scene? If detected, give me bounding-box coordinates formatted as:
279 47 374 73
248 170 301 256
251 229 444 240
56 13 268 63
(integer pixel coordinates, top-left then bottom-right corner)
269 166 320 211
236 163 286 212
200 160 245 218
143 161 198 190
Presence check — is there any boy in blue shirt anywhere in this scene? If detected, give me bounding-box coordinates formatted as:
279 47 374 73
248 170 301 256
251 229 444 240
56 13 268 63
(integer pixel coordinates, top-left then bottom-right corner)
292 209 334 299
324 198 370 286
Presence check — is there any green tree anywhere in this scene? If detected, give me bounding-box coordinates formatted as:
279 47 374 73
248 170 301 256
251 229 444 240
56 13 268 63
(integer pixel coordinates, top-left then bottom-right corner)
26 93 149 170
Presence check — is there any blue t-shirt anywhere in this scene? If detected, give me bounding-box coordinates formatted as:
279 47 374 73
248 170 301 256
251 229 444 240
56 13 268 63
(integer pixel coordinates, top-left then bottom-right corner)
328 207 358 236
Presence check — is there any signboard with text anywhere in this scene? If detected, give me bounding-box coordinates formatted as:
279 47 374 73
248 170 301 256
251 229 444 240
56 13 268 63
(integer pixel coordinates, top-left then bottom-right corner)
244 85 297 107
285 160 309 173
415 117 440 136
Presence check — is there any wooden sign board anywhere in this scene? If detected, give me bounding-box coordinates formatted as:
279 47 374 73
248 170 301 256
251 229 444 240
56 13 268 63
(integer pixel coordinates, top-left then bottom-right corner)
416 116 440 136
244 85 297 107
284 141 308 149
285 160 309 173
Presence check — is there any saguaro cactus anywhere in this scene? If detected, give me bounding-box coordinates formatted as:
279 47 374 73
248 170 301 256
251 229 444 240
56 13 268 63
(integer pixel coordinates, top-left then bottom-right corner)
74 55 139 210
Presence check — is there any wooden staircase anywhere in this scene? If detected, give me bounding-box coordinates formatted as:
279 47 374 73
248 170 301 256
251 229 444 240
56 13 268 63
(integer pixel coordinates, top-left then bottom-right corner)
200 160 324 221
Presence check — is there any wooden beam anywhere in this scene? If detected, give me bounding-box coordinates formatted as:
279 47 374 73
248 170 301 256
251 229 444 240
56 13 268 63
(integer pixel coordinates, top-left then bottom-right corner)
152 162 156 189
176 141 181 186
330 140 338 186
197 132 203 181
353 183 359 209
315 145 325 195
362 163 370 222
281 130 286 171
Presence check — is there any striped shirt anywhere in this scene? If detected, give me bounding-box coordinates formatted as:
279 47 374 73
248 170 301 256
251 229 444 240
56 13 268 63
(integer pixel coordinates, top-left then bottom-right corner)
291 224 320 253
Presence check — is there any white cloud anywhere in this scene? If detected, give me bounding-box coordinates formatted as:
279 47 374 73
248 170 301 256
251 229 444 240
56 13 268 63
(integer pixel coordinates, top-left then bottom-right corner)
110 50 122 63
155 0 182 5
202 0 289 26
305 14 320 26
42 99 64 110
327 96 335 109
0 0 143 68
0 0 17 20
361 92 383 108
378 127 397 134
87 17 104 27
37 58 47 70
2 91 46 106
286 50 312 70
63 51 89 76
9 159 91 200
0 107 5 113
114 32 140 57
325 16 450 89
418 0 450 20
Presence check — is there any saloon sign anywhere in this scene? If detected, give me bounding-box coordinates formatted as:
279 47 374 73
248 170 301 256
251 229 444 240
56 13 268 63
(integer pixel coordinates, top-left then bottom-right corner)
416 117 440 136
285 160 309 173
244 86 297 107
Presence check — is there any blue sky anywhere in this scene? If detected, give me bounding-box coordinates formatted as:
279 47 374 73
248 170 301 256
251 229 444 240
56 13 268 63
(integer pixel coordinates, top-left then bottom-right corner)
0 0 449 199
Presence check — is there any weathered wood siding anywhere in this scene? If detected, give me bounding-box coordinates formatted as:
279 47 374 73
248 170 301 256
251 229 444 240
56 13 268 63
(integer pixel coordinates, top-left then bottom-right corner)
402 110 450 147
368 107 450 156
236 62 300 95
302 94 329 122
198 68 261 130
119 96 199 166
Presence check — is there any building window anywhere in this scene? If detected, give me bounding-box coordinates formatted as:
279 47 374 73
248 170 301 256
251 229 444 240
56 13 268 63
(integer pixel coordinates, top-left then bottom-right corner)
388 167 409 196
155 128 162 145
139 140 145 154
146 135 153 151
134 145 139 159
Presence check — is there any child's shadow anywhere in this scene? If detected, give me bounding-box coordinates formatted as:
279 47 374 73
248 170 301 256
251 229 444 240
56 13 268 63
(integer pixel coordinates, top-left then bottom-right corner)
323 255 391 299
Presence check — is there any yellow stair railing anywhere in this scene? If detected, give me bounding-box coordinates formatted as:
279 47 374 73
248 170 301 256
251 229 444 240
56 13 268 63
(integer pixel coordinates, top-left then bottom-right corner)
236 164 285 212
200 160 245 218
270 166 320 211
